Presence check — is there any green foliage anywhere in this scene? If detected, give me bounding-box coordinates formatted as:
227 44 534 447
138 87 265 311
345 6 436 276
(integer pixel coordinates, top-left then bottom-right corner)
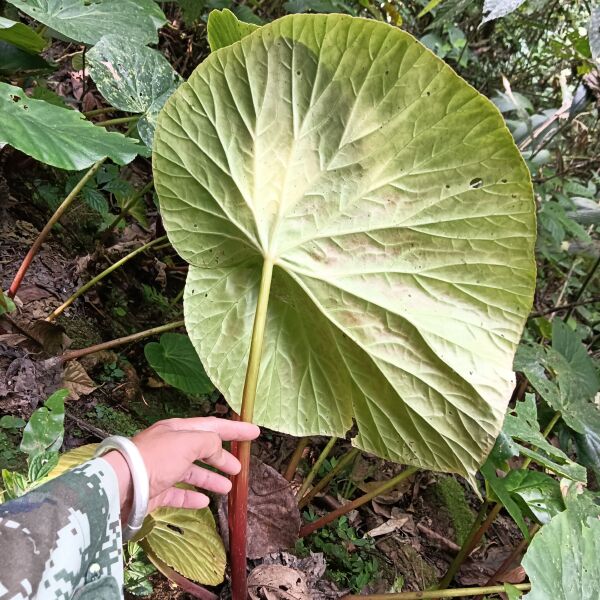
0 16 46 52
144 333 214 396
499 394 587 482
124 542 156 597
87 35 182 147
522 485 600 600
6 0 166 45
155 12 536 480
297 514 379 592
20 389 68 459
207 8 259 51
87 404 140 437
0 289 15 315
0 83 145 170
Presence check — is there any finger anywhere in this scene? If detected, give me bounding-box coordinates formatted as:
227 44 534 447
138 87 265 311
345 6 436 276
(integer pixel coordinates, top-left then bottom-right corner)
166 417 260 441
184 464 232 494
178 430 242 475
151 487 210 512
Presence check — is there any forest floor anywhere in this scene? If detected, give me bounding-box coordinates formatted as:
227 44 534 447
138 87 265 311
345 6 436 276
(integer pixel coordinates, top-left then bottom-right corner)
0 178 522 598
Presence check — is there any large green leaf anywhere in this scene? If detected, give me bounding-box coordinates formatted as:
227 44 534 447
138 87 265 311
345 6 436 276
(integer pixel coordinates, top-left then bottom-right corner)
144 333 215 396
20 389 68 459
0 17 46 53
503 394 587 482
143 507 226 585
153 14 536 478
207 8 259 51
6 0 166 45
0 83 145 170
87 35 182 147
523 486 600 600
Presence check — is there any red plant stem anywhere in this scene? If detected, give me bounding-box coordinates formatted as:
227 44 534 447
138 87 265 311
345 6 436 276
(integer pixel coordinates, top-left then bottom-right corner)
8 159 105 298
230 259 274 600
299 466 418 538
483 523 540 588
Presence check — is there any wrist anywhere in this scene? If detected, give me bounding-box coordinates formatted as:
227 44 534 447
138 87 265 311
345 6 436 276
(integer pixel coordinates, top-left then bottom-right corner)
101 450 134 523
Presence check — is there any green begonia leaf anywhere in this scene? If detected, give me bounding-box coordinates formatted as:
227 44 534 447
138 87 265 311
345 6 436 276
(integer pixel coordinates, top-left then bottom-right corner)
20 389 68 459
87 35 182 147
481 459 529 536
0 17 46 53
501 469 564 524
154 14 536 478
0 83 145 170
145 333 215 396
207 8 259 51
6 0 166 45
143 507 226 585
515 320 600 434
503 394 587 482
523 486 600 600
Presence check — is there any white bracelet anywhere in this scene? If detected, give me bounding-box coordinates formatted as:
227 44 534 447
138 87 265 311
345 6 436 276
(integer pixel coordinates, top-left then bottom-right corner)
94 436 150 541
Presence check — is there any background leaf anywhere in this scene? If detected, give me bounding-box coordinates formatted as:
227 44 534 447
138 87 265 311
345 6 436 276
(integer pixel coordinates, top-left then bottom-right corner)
482 0 528 24
6 0 166 45
503 394 587 482
207 8 259 51
144 333 214 396
87 35 181 147
0 17 46 53
523 486 600 600
0 83 145 170
154 13 536 479
20 389 68 459
143 506 226 585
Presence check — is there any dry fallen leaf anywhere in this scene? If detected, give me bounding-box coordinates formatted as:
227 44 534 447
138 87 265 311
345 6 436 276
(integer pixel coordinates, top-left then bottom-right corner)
366 515 411 538
62 360 97 400
219 457 301 559
248 564 310 600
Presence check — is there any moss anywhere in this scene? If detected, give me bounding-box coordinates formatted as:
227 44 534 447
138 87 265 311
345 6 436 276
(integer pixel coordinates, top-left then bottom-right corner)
57 313 103 348
0 430 25 472
86 404 142 437
397 544 438 590
433 476 475 546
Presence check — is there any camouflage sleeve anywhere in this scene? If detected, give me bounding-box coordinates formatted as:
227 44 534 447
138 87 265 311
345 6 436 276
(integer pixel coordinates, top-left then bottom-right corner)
0 458 123 600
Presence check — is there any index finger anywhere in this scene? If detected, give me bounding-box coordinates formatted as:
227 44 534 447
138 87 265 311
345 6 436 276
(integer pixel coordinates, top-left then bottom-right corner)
169 417 260 441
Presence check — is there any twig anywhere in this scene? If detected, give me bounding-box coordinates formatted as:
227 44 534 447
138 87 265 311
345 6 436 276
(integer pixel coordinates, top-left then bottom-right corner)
283 436 310 482
8 159 106 298
296 437 337 500
344 583 531 599
299 467 418 538
60 320 184 362
46 236 167 321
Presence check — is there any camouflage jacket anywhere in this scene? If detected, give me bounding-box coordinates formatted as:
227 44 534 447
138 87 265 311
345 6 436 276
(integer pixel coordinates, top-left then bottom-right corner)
0 459 123 600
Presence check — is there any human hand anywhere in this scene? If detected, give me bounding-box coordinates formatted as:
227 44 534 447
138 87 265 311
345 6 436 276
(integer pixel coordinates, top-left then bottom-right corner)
101 417 260 517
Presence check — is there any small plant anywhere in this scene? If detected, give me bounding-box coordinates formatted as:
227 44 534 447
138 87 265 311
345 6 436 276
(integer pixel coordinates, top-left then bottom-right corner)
296 514 380 592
